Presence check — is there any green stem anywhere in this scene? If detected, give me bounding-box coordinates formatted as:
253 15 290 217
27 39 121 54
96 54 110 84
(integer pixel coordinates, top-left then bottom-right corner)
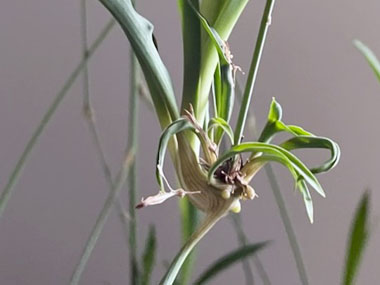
234 0 276 144
0 19 115 219
160 204 230 285
264 164 309 285
128 50 140 285
80 0 130 248
70 152 134 285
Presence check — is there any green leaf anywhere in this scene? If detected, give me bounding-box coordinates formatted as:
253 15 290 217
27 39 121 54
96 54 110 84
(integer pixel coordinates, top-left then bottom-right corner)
208 142 326 197
187 0 229 65
342 192 370 285
268 97 282 122
259 98 312 143
207 117 234 144
194 242 269 285
354 40 380 82
141 226 157 285
99 0 179 128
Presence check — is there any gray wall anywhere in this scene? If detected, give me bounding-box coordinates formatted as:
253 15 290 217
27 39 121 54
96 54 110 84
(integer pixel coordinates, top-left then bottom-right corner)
0 0 379 284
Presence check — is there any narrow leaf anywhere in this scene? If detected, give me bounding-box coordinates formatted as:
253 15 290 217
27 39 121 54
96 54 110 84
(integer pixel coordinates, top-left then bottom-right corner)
194 242 269 285
354 40 380 82
342 192 370 285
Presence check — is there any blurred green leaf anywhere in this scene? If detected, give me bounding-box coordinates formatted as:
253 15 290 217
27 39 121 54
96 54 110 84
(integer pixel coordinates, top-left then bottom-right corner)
354 40 380 82
342 192 370 285
194 242 269 285
141 226 157 285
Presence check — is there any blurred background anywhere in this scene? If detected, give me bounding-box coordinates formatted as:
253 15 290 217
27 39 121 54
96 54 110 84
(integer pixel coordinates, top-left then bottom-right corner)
0 0 379 284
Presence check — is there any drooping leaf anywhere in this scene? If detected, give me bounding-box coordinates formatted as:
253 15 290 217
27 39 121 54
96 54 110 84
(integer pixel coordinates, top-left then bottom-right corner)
342 192 370 285
280 136 340 174
194 242 269 285
99 0 179 128
141 226 157 285
156 118 194 191
354 40 380 83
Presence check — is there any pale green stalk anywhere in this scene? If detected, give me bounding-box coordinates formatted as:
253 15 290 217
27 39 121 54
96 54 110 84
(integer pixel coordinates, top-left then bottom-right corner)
80 0 130 252
70 152 134 285
160 203 232 285
0 19 115 219
264 165 309 285
234 0 276 144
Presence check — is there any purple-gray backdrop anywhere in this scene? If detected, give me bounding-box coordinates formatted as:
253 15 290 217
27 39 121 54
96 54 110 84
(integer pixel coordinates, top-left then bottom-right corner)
0 0 379 284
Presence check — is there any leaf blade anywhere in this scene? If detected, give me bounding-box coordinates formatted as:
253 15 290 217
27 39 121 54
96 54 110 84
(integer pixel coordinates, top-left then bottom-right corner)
342 192 370 285
194 242 269 285
141 226 157 285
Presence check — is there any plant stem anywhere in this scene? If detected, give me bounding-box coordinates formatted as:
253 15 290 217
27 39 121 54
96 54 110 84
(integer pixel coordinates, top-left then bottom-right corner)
80 0 130 247
70 151 134 285
234 0 276 145
264 164 309 285
127 39 140 285
0 19 115 219
160 203 231 285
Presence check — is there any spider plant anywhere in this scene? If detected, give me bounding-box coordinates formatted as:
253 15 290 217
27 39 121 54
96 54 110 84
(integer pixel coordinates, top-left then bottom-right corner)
97 0 340 284
0 0 341 284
